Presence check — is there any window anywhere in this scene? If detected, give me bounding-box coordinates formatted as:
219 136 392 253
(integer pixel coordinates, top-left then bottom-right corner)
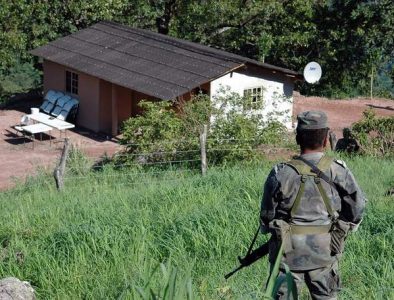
66 70 79 95
243 86 264 109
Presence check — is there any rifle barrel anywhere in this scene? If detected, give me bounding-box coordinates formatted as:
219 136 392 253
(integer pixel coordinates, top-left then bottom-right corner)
224 237 272 280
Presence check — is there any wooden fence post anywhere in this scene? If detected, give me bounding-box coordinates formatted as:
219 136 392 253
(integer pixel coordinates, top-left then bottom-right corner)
54 138 70 191
199 124 207 176
329 131 337 151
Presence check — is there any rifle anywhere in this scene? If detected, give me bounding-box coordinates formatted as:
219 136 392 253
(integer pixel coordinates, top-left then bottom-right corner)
224 227 271 280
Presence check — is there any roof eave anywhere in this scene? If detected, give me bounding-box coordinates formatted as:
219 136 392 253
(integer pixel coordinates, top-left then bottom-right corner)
32 55 177 100
244 61 300 78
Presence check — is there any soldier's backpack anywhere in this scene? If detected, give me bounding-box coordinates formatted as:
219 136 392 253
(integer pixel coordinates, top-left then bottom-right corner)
285 155 338 222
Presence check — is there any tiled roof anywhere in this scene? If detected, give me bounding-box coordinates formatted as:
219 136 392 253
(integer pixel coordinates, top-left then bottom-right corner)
31 21 298 99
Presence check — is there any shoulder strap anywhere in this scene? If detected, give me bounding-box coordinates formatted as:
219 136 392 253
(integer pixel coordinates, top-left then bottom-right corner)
290 175 307 218
289 155 338 220
285 159 314 176
295 155 336 188
317 155 334 171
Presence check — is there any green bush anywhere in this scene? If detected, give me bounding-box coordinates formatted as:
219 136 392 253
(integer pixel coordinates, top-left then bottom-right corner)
119 91 288 166
207 88 287 163
352 109 394 157
119 98 206 166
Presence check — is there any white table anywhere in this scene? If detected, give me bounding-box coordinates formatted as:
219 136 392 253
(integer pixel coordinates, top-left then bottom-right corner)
28 112 75 140
28 112 75 131
15 123 53 148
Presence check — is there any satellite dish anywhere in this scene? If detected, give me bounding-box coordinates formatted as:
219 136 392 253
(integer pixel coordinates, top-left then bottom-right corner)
303 62 322 84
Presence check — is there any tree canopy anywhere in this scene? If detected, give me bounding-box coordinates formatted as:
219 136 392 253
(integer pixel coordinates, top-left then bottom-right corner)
1 0 393 101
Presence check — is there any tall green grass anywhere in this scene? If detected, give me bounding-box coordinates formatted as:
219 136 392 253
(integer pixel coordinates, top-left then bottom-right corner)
0 155 393 299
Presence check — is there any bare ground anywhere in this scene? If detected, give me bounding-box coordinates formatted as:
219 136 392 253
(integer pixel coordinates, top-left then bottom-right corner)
293 94 394 136
0 96 393 191
0 99 121 191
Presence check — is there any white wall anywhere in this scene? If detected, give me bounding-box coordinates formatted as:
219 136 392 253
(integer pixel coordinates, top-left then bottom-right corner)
210 67 294 128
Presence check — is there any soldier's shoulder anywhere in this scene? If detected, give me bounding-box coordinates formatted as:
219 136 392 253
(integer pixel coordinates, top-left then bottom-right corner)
271 161 298 177
267 163 284 176
333 158 348 169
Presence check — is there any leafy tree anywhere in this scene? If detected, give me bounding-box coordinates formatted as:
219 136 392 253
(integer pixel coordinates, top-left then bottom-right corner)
0 62 41 100
0 0 393 100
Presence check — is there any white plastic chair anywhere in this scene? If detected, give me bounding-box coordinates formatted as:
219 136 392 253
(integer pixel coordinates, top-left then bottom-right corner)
13 115 31 136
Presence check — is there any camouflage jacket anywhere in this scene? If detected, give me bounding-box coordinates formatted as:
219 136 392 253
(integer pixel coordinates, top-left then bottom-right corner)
260 152 365 271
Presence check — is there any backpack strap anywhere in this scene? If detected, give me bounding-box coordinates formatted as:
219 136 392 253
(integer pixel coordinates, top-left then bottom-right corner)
285 155 337 220
316 155 334 172
290 174 307 219
285 159 314 176
315 177 336 219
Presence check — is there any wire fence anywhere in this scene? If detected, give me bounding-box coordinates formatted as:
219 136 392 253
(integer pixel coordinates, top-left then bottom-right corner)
51 123 298 191
64 168 195 181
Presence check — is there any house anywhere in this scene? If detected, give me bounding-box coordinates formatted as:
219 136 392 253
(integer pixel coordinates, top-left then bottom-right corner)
30 21 300 136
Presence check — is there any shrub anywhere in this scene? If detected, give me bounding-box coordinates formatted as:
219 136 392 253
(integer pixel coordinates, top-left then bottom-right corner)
119 90 288 166
66 145 92 176
352 109 394 157
207 88 287 163
119 99 204 166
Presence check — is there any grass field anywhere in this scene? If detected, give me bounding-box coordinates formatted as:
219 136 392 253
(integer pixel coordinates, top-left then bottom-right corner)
0 155 393 299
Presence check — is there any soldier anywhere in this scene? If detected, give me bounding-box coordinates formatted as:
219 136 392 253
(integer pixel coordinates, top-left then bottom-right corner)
335 128 360 154
260 111 366 299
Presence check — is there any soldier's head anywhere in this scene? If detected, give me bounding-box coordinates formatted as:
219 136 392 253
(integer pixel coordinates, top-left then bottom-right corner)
343 127 351 139
296 111 329 152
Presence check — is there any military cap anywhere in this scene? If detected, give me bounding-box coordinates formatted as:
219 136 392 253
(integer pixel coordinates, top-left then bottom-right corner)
297 111 328 130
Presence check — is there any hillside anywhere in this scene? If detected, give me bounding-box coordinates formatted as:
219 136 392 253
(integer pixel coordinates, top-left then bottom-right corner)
0 156 393 299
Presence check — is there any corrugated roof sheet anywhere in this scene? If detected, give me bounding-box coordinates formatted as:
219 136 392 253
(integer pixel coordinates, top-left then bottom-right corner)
31 21 298 99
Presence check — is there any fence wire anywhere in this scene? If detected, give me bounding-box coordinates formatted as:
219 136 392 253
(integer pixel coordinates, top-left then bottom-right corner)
63 171 199 190
112 149 201 158
63 145 295 182
64 169 195 181
89 158 201 170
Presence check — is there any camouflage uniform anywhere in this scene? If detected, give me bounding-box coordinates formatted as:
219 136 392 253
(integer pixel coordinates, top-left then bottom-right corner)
260 111 366 300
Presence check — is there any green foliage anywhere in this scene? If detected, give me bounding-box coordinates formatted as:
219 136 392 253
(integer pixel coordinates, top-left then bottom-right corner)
119 91 287 165
119 99 202 165
1 0 393 102
0 0 128 101
208 88 287 163
0 62 41 102
0 156 393 298
121 101 184 148
173 1 394 98
352 109 394 157
128 262 193 300
0 0 128 68
66 145 92 176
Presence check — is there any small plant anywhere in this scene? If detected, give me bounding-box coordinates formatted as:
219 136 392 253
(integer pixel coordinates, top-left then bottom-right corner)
119 100 201 166
352 109 394 157
66 145 91 175
208 87 287 163
128 262 194 300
